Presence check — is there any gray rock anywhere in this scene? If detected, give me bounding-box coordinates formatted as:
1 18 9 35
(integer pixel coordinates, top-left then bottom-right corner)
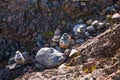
52 29 61 42
112 13 120 19
59 33 71 49
35 47 65 68
36 34 44 48
87 25 96 33
91 20 99 26
85 32 90 37
86 19 93 25
73 24 87 38
97 22 105 30
55 46 61 51
73 24 87 34
76 39 85 44
15 51 25 64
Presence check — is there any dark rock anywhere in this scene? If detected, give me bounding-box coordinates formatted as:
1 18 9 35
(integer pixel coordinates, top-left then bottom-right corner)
87 26 96 33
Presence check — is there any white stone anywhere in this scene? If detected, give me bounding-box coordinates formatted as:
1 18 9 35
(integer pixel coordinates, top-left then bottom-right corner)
91 20 99 26
69 49 79 57
112 13 120 19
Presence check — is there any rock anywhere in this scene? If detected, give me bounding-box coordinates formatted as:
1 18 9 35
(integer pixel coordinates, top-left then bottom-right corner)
59 33 71 49
8 56 15 65
35 47 65 68
73 24 87 38
91 20 99 26
55 46 61 51
86 19 93 25
58 63 67 69
52 28 61 42
106 6 116 14
76 39 85 44
15 51 25 65
36 34 44 48
97 22 105 30
69 49 79 58
6 63 16 70
64 49 71 57
85 32 90 37
87 25 96 33
112 13 120 20
22 51 31 64
73 24 87 34
105 22 111 28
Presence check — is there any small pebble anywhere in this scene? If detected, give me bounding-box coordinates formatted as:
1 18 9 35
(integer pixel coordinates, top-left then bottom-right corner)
91 20 99 26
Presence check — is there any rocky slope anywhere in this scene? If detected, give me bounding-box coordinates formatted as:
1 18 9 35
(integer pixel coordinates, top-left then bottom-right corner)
0 0 120 80
15 24 120 80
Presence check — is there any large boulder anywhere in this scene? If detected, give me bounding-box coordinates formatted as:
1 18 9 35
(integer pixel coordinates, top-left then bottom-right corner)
35 47 65 68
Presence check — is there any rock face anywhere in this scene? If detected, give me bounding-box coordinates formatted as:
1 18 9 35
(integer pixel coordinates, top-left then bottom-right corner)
35 47 65 68
78 24 120 58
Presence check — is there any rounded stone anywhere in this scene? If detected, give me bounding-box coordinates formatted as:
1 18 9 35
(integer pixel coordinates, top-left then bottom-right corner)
112 13 120 19
86 19 93 25
15 51 25 64
52 29 61 42
87 26 96 33
97 22 105 30
85 32 90 37
91 20 99 26
73 24 87 34
59 33 71 49
76 39 85 44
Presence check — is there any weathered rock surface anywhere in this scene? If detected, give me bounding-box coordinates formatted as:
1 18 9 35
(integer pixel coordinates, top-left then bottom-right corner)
78 24 120 58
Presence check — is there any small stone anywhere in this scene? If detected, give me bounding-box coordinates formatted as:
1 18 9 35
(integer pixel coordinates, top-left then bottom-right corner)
55 46 61 51
8 56 15 65
106 6 116 14
87 25 96 33
76 39 85 44
105 22 111 28
97 22 105 30
15 51 25 65
91 20 99 26
64 49 71 57
59 33 71 49
69 49 79 58
85 32 90 37
73 24 87 34
36 34 44 48
6 63 16 70
52 28 61 42
112 13 120 19
86 19 93 25
58 63 67 69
